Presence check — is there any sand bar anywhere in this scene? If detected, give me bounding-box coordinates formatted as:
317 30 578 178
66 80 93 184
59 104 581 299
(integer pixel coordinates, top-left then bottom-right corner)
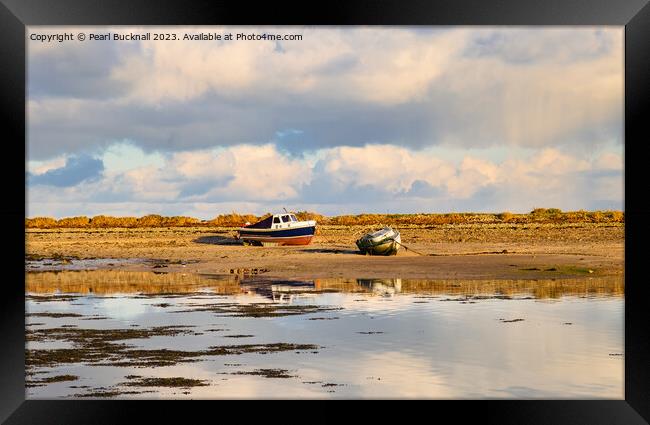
25 223 624 280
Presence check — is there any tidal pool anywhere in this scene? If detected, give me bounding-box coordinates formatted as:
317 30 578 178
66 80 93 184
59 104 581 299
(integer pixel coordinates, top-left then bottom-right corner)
25 270 624 399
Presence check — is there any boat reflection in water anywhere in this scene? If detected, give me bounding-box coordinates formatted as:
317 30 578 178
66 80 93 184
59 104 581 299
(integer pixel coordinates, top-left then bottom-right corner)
26 270 624 300
357 278 402 297
238 278 403 302
239 279 317 303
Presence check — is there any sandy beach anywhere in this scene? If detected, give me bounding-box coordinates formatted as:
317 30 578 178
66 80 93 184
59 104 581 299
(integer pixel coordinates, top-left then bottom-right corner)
25 222 624 280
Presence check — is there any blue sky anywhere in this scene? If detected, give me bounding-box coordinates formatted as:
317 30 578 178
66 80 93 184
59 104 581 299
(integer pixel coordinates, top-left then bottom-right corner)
26 26 623 219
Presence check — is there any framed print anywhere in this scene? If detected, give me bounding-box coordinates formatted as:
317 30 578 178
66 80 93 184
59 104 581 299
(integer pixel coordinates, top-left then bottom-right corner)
1 0 649 423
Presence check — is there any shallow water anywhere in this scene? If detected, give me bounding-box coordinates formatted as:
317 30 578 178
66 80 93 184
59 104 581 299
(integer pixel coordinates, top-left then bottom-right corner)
25 257 148 272
26 271 624 399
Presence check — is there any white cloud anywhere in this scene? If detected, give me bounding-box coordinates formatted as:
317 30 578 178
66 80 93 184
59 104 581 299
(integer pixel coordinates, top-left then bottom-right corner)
320 145 455 193
25 26 624 216
27 26 623 160
27 143 623 218
163 144 312 201
106 27 466 106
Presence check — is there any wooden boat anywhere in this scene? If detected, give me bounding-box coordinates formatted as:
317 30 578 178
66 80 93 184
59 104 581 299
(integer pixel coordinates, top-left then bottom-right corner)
356 227 401 256
237 213 316 246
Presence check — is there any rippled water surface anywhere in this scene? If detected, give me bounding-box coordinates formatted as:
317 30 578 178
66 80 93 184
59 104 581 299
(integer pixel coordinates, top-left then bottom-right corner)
26 271 624 399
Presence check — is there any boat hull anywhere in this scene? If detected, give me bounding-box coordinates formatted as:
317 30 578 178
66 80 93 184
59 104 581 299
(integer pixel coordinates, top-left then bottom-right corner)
356 230 401 256
357 239 400 255
238 225 316 246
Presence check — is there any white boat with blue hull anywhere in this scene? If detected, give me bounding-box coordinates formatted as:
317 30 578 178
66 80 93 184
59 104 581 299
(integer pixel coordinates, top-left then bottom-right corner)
237 213 316 246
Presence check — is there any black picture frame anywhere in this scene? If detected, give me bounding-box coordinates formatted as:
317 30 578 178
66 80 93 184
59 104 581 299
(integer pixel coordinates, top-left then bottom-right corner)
1 0 648 423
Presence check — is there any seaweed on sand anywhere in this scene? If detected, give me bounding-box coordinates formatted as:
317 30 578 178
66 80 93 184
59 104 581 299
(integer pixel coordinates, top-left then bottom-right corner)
25 374 78 387
26 312 83 318
123 376 209 387
26 324 321 369
26 325 195 345
72 387 147 398
26 295 80 303
173 302 342 318
228 369 296 379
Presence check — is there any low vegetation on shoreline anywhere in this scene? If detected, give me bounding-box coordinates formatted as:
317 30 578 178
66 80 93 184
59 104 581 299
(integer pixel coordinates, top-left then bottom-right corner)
25 208 623 229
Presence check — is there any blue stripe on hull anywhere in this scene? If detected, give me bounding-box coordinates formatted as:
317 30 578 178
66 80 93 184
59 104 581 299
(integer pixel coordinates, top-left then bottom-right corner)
239 226 315 238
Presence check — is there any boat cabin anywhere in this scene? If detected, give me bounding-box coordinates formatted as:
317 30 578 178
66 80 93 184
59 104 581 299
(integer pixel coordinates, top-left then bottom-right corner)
243 213 302 230
271 213 300 229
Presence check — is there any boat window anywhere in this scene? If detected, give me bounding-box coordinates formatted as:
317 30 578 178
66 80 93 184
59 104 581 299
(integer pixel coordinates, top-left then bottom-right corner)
281 215 290 223
290 215 297 221
273 217 281 224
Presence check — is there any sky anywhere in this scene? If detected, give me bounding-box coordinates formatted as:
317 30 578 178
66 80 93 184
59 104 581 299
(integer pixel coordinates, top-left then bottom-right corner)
26 26 624 219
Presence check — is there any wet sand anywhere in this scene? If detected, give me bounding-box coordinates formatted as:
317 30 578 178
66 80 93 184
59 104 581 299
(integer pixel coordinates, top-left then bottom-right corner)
25 223 624 279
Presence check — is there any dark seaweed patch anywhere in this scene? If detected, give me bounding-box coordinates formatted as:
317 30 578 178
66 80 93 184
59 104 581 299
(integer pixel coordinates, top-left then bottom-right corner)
26 374 78 387
499 318 525 323
440 294 513 302
73 387 144 398
26 312 83 318
26 253 78 262
26 295 80 303
26 326 198 368
26 325 195 345
173 302 342 318
123 376 209 387
26 323 320 369
229 369 295 379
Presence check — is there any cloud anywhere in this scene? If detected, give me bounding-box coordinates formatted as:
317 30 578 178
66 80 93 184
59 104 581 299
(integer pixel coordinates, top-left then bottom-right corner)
28 39 133 99
28 155 67 174
26 143 623 218
27 27 623 160
463 28 615 64
28 154 104 187
25 27 624 216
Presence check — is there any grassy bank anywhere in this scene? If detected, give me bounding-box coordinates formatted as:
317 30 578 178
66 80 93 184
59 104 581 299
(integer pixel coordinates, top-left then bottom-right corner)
25 208 623 229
